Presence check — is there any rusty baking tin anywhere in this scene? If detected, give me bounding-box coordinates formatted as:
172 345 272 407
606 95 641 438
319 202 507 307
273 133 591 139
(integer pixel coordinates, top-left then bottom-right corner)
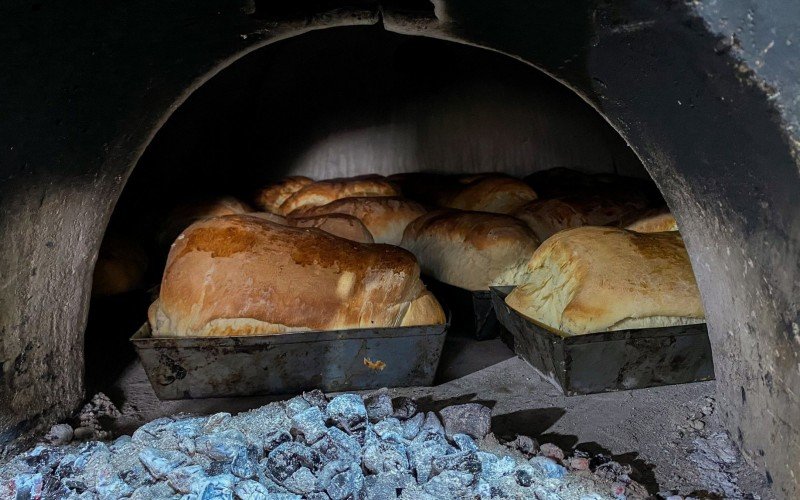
131 318 448 400
424 278 504 340
490 286 715 395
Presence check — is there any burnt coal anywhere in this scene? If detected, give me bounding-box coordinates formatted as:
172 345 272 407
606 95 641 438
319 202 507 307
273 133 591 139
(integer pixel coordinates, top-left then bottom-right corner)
439 403 492 440
0 390 648 499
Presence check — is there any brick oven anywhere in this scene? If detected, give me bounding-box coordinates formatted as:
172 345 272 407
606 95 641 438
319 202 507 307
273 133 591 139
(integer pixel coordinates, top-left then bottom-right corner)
1 1 798 498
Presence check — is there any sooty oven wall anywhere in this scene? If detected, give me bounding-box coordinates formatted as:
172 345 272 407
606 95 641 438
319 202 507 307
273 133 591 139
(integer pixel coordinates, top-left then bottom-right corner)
0 1 798 497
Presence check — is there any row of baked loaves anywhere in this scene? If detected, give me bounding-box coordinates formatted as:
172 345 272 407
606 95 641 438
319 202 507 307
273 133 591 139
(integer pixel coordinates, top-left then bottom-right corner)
145 169 701 337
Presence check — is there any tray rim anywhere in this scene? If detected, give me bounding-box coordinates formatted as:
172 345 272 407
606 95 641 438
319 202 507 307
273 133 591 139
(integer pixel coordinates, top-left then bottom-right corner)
131 313 451 348
489 286 708 344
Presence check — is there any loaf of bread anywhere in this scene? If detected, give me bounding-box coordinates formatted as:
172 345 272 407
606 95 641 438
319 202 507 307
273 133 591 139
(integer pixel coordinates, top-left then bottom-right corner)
280 175 400 215
247 212 374 243
158 196 252 248
290 213 375 243
400 210 540 291
149 214 444 337
437 174 538 214
505 227 704 335
293 197 426 245
512 195 640 241
621 208 678 233
254 176 314 213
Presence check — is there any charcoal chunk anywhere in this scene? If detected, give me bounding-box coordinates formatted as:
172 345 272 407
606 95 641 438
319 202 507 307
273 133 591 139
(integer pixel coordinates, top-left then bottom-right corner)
430 450 481 477
439 404 491 440
285 396 312 418
231 447 259 479
452 434 478 452
263 430 293 453
421 412 444 435
423 470 473 498
138 447 190 480
326 468 365 500
392 397 418 420
167 464 206 494
234 479 272 499
291 406 328 444
402 413 424 441
266 442 323 482
195 429 247 461
283 466 317 495
326 395 368 434
362 439 408 474
372 418 404 440
303 389 329 410
516 467 534 486
529 456 566 479
363 389 393 423
364 474 399 500
509 435 539 457
191 473 236 498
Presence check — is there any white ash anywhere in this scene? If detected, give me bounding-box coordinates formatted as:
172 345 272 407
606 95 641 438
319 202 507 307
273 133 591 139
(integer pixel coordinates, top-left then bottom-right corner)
0 390 648 499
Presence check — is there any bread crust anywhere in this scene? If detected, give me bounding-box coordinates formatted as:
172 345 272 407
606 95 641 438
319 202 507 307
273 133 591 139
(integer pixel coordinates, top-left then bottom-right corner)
437 175 538 214
279 175 399 215
254 176 314 213
293 196 426 245
621 208 678 233
150 214 443 336
505 226 704 335
512 195 641 241
400 210 540 291
290 213 375 243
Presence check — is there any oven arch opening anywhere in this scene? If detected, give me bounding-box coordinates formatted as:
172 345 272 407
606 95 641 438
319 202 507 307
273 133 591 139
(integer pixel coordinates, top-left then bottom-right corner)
84 24 733 495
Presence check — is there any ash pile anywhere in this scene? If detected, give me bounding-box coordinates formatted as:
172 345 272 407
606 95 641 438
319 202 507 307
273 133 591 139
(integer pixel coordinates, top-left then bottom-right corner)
0 389 648 499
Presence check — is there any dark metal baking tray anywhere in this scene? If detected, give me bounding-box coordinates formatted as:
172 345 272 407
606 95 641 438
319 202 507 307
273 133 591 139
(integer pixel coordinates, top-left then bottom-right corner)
490 286 714 395
131 318 449 400
424 278 504 340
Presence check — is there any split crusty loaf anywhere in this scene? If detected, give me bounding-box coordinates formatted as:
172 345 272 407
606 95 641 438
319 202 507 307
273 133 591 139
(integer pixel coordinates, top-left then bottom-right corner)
505 227 704 335
248 212 374 243
157 196 252 248
512 195 640 241
149 214 444 337
280 175 400 215
621 208 678 233
254 176 314 214
290 213 375 243
293 197 427 245
400 210 541 291
437 174 538 214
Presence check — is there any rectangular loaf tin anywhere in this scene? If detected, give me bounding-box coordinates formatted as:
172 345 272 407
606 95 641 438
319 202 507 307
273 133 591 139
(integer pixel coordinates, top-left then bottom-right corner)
490 286 714 395
424 278 503 340
131 318 448 400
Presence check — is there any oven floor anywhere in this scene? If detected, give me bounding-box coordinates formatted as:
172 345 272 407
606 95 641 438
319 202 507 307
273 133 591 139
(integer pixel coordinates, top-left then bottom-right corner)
101 335 772 498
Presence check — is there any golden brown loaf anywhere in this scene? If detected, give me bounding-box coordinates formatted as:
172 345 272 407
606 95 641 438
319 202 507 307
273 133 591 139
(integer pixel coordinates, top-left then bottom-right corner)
290 213 375 244
621 208 679 233
158 196 252 248
280 175 400 215
437 175 538 214
244 212 374 243
254 176 314 213
293 197 427 245
505 227 704 335
149 214 444 337
512 195 640 241
400 210 541 291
